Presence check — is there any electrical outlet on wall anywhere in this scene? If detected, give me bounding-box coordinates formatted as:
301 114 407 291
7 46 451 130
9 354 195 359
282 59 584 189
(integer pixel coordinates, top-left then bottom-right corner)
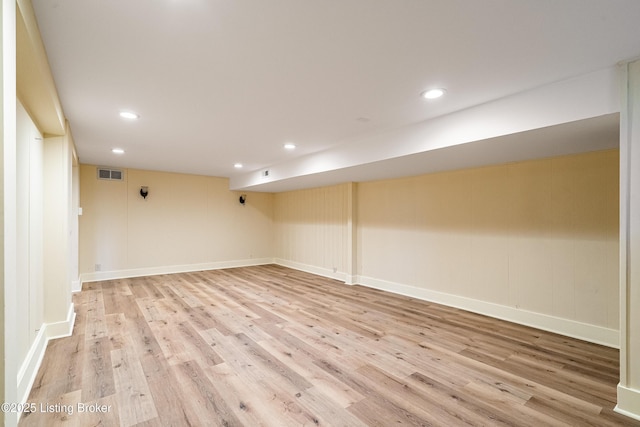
95 263 101 271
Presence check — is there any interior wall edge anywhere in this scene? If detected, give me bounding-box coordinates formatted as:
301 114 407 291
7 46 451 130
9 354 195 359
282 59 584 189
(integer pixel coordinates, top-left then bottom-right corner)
355 274 619 348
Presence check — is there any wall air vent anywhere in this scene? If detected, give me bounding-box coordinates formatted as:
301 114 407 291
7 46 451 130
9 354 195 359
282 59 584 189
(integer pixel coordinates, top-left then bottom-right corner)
97 167 124 181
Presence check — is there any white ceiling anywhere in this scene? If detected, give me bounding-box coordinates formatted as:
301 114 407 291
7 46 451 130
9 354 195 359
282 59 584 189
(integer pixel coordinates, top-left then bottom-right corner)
32 0 640 191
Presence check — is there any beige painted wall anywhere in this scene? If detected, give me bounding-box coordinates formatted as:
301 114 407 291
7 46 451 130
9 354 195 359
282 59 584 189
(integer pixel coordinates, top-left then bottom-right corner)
272 150 619 341
79 166 274 276
274 184 350 275
358 149 619 330
83 149 619 341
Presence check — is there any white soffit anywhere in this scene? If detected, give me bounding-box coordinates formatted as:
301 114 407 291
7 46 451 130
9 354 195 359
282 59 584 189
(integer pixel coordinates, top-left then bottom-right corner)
232 113 620 193
231 68 620 191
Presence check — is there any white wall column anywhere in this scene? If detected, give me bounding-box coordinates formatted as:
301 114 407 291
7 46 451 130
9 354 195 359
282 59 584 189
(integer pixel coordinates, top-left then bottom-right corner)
2 0 18 425
42 134 73 327
617 59 640 421
345 182 357 284
70 151 80 292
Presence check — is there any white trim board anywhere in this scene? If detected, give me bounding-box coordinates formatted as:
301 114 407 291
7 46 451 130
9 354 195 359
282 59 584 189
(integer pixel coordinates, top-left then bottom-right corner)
78 258 274 289
274 258 347 282
355 275 619 348
17 303 76 412
616 384 640 422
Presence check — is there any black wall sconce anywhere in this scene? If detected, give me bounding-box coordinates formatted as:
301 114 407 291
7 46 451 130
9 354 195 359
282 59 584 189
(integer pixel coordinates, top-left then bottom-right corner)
140 186 149 199
239 194 246 205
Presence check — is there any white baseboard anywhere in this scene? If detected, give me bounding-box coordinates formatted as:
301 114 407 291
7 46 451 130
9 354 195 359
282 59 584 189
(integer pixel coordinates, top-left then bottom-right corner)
47 303 77 339
17 303 76 408
79 259 619 348
71 279 81 293
355 275 619 348
79 258 275 288
274 258 346 282
17 328 47 408
616 384 640 421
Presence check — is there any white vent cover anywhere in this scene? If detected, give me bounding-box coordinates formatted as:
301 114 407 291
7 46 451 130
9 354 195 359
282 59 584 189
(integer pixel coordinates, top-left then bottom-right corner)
97 167 124 181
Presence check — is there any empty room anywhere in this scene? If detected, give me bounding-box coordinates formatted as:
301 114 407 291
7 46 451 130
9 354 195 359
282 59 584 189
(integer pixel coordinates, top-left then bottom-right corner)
4 0 640 426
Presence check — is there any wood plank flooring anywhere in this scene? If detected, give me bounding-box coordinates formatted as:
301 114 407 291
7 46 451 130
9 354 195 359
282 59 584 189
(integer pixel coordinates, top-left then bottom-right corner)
20 265 638 426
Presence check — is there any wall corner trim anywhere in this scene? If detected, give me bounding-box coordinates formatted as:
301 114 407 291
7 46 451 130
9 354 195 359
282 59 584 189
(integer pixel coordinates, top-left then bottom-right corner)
615 384 640 422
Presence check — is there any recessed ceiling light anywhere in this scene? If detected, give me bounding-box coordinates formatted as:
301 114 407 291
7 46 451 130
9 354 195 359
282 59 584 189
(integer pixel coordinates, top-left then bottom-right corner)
234 163 243 168
119 111 139 119
284 143 296 150
112 148 125 154
421 88 446 99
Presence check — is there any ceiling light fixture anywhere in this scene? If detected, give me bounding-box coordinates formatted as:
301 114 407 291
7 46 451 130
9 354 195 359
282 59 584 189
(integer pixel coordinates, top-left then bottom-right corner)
112 148 125 154
234 163 243 168
421 88 446 99
284 143 296 150
119 111 139 119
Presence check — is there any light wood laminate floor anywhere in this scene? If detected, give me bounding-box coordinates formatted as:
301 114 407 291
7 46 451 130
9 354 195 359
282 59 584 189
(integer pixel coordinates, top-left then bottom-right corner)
20 265 638 426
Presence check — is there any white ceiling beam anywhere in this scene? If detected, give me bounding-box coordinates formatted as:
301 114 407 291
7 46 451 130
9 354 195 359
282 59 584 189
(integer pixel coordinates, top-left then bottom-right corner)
230 67 619 192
